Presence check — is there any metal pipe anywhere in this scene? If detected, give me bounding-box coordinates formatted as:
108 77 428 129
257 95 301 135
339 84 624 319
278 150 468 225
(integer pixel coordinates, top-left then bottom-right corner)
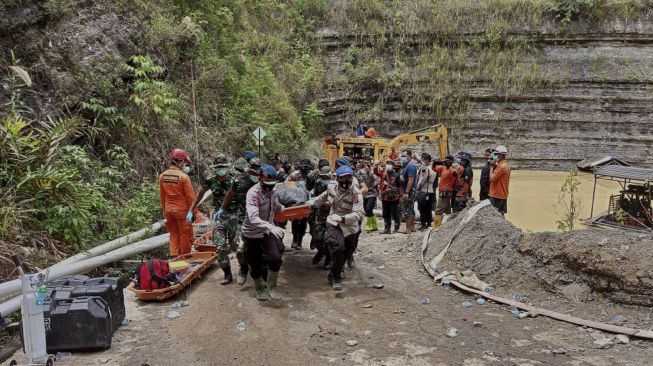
0 220 166 299
0 233 169 318
591 176 597 217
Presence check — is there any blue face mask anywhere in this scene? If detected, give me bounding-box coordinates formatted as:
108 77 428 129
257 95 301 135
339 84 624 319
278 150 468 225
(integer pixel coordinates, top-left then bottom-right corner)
399 157 408 164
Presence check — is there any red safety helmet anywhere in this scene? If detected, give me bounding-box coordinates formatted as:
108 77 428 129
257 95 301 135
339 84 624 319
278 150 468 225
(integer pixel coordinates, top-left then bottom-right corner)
169 149 191 163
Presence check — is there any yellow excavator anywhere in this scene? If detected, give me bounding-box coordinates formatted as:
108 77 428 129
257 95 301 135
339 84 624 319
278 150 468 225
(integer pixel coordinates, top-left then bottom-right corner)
322 124 449 167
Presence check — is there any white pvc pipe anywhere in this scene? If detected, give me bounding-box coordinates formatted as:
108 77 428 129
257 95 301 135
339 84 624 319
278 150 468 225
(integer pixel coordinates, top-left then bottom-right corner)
0 220 166 299
58 220 166 266
0 233 170 318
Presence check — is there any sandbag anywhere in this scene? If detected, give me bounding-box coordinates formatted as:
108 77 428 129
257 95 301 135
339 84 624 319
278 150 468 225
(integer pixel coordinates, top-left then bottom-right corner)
276 181 309 207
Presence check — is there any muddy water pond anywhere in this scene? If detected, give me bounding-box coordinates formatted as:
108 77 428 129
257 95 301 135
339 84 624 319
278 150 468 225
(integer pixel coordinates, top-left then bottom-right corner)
469 169 620 232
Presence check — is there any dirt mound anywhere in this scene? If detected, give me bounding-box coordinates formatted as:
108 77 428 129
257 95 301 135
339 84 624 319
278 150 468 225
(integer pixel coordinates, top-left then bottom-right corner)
424 204 653 307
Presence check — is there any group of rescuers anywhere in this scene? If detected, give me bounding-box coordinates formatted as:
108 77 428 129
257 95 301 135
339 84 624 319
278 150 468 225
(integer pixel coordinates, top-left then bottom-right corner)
158 145 510 300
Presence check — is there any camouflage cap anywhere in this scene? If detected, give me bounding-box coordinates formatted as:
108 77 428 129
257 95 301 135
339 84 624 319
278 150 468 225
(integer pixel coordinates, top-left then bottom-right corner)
233 157 248 172
249 157 263 168
210 154 230 168
319 165 333 177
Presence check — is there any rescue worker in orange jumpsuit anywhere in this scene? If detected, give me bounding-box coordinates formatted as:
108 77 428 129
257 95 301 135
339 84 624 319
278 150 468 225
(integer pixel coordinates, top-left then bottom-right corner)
159 149 197 257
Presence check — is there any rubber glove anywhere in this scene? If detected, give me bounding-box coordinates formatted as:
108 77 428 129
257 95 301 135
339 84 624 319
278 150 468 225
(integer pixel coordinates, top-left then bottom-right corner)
329 214 344 224
213 208 224 222
270 226 285 239
185 210 194 223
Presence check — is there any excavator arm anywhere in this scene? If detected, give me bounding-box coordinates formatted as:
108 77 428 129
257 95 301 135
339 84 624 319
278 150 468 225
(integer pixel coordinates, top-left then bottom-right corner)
383 124 449 161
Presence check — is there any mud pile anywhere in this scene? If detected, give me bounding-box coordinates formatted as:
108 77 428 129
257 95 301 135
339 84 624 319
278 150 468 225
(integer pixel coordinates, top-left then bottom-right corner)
424 205 653 307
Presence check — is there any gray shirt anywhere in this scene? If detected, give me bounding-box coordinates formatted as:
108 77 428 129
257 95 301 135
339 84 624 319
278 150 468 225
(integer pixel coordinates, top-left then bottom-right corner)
241 183 283 239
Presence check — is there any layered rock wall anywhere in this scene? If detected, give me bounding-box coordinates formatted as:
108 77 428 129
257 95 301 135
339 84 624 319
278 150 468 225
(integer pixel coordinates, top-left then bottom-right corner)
318 16 653 170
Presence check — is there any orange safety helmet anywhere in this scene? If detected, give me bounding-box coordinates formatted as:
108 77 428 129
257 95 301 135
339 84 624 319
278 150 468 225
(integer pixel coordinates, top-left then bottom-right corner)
365 127 378 138
169 148 191 163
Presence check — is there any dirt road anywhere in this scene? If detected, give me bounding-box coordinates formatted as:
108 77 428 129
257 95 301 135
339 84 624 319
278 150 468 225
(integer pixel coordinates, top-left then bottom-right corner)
6 228 653 366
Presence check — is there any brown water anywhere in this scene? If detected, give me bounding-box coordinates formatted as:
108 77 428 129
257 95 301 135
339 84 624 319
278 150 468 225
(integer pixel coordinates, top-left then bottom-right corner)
470 169 620 232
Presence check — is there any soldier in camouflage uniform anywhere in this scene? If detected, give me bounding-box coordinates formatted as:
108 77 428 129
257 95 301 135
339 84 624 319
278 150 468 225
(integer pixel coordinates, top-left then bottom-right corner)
218 157 263 285
188 154 235 285
310 165 334 268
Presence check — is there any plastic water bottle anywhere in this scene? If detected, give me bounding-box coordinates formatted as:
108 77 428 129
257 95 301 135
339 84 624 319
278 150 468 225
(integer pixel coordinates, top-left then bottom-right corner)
510 306 520 315
512 293 522 302
235 320 246 331
36 285 47 306
462 300 471 309
476 298 486 305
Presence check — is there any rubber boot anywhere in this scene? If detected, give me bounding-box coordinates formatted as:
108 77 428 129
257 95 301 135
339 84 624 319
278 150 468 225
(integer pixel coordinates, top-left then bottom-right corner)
312 249 324 265
366 216 378 232
266 270 280 300
237 267 247 286
433 214 443 228
323 251 332 269
220 266 233 285
347 253 355 269
254 278 268 301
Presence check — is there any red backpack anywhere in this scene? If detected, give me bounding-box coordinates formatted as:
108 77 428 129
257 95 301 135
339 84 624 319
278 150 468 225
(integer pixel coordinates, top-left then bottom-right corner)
134 259 171 290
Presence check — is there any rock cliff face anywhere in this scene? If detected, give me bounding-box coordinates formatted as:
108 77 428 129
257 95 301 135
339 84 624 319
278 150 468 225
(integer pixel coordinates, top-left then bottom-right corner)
0 1 142 112
318 12 653 170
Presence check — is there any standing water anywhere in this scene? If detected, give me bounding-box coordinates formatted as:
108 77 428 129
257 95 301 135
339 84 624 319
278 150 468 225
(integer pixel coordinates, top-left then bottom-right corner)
470 169 620 232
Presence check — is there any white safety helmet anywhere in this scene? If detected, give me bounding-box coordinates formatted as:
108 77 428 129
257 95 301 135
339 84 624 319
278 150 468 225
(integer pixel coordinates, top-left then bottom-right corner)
494 145 508 155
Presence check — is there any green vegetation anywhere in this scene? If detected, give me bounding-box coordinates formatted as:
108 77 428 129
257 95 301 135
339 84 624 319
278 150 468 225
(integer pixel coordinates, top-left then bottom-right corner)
2 0 652 265
556 167 582 231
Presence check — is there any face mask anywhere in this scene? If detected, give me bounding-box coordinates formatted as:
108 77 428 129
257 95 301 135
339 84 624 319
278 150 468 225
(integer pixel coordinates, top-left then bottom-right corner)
261 180 276 190
338 180 352 190
386 164 394 172
491 154 499 161
249 174 259 183
182 166 191 174
399 157 408 164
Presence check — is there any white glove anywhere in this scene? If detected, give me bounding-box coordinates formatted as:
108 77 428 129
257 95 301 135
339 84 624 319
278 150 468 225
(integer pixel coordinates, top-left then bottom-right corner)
329 214 344 224
270 226 285 239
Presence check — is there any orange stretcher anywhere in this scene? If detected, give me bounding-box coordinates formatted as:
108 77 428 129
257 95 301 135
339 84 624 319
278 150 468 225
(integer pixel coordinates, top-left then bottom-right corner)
127 251 217 301
274 204 312 222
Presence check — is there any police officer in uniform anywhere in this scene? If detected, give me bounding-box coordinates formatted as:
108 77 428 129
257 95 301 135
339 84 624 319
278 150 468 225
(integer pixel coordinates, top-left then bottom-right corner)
310 166 364 290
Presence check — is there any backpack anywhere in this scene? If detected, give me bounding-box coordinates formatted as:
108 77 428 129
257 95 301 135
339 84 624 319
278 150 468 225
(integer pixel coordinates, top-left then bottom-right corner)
134 259 171 290
382 174 400 201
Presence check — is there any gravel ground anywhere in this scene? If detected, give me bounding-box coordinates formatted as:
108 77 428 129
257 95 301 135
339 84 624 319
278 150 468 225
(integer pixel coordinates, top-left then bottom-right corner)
5 220 653 366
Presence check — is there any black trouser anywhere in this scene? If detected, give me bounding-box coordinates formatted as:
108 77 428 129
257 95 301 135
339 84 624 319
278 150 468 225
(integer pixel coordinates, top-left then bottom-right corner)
490 197 508 214
382 200 401 230
326 225 357 282
417 193 435 226
244 234 284 279
363 196 376 217
291 217 308 245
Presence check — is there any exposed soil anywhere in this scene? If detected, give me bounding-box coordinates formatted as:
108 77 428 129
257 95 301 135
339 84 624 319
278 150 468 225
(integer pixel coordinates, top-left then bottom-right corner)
6 221 653 366
425 204 653 329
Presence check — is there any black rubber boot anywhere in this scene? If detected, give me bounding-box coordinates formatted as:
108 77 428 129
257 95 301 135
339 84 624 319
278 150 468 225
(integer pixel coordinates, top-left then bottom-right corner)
220 267 233 285
323 252 332 269
347 253 355 269
312 249 324 265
